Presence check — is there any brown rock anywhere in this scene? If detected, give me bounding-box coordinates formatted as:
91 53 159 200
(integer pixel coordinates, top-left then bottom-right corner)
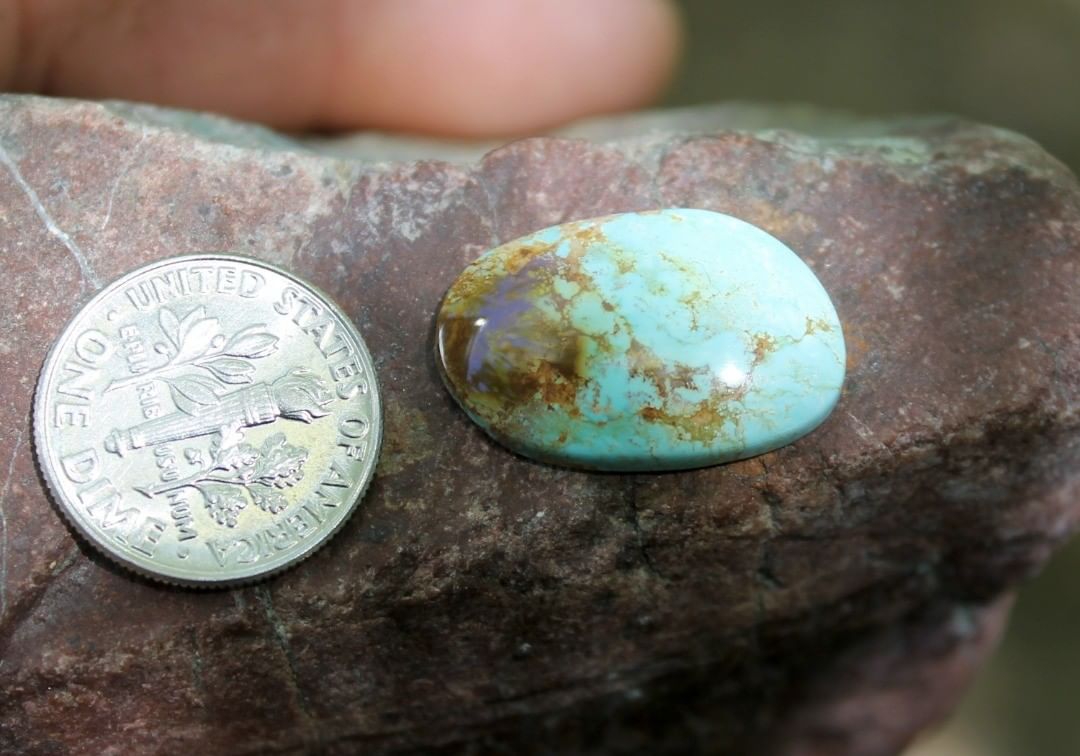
1 97 1078 755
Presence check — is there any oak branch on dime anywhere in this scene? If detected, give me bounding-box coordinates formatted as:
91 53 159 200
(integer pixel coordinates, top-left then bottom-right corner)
137 432 310 528
105 367 332 527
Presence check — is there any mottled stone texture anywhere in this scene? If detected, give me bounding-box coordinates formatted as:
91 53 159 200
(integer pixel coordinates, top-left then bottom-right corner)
0 96 1078 755
435 209 846 472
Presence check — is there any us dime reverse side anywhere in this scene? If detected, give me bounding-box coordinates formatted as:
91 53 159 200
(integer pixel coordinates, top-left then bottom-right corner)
34 255 382 586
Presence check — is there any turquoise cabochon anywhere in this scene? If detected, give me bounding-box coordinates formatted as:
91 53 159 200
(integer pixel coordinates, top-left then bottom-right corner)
435 209 845 472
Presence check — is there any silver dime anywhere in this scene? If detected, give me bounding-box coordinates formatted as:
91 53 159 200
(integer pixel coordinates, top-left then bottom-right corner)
34 255 382 586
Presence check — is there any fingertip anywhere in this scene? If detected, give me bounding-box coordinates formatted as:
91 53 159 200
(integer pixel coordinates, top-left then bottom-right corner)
321 0 683 136
8 0 682 137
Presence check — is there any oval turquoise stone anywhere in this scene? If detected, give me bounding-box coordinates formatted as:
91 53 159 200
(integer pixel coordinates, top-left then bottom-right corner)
435 209 845 471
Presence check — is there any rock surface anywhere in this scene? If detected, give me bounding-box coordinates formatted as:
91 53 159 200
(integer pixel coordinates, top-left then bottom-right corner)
0 96 1079 755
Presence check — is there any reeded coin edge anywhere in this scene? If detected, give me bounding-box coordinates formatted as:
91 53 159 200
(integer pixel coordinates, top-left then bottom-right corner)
33 253 383 589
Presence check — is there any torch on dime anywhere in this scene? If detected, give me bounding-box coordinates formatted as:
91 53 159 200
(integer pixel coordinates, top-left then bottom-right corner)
33 255 382 586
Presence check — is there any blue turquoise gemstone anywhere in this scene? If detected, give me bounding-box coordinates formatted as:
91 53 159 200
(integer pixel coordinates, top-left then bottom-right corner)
435 209 845 471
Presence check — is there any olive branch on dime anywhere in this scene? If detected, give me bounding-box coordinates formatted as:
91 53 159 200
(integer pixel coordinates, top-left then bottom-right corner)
105 305 279 392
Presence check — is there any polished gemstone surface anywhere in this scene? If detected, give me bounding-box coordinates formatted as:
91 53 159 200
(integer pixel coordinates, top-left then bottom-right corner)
435 209 845 471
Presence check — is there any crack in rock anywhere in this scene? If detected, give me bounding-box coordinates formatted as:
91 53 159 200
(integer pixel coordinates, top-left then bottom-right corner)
0 140 102 291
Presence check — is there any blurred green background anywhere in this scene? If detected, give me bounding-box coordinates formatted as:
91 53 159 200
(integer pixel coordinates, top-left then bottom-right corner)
666 0 1080 170
662 1 1080 753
